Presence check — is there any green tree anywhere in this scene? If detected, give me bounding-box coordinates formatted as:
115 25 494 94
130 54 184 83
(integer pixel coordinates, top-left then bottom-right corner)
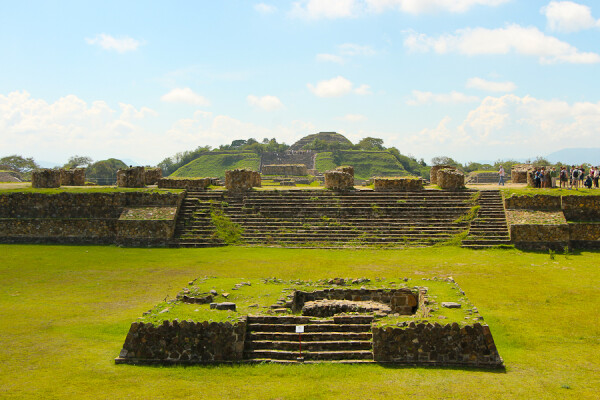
86 158 128 184
64 155 93 169
356 137 385 151
0 155 39 173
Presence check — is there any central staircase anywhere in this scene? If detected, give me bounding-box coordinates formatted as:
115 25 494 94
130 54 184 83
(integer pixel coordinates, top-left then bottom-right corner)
244 315 374 363
461 190 511 248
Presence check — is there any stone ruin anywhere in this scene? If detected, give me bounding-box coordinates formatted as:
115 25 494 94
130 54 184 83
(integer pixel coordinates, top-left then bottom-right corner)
60 168 85 186
429 165 455 185
373 177 424 191
262 164 308 176
31 169 61 188
225 169 261 191
324 166 354 190
511 164 533 184
158 177 213 190
437 168 465 190
117 167 145 188
144 168 163 185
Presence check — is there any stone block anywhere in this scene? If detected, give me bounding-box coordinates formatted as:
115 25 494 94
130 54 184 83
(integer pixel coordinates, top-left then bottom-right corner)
373 177 424 191
117 167 145 188
262 164 308 176
324 170 354 190
510 164 533 184
436 168 465 190
336 166 354 177
158 178 211 190
225 169 261 192
430 165 453 185
210 302 237 311
31 169 61 188
144 168 162 185
60 168 85 186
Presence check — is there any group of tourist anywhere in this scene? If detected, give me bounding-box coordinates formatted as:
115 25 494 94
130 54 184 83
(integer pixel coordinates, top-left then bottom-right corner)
527 165 600 190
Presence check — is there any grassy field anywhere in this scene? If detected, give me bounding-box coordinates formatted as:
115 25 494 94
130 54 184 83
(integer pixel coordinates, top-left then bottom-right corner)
0 245 599 399
171 153 260 178
315 151 410 179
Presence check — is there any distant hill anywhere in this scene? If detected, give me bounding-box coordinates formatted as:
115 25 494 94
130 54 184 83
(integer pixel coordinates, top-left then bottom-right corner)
170 152 260 178
546 148 600 165
316 150 409 179
289 132 352 151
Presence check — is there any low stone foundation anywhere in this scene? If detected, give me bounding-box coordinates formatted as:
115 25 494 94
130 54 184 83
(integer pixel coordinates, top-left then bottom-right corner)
262 164 308 176
373 177 424 191
429 165 453 185
158 178 212 190
60 168 85 186
437 168 465 190
373 322 503 367
510 224 569 250
302 299 392 317
225 169 261 191
31 169 61 188
117 167 145 188
505 194 561 210
144 168 163 185
115 319 247 364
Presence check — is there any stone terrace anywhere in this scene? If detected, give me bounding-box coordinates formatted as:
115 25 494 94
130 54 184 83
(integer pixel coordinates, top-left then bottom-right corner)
173 189 478 248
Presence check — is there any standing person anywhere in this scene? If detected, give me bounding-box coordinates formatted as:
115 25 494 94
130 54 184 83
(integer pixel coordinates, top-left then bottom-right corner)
560 166 568 189
594 167 599 188
579 166 585 188
550 167 558 188
498 165 505 186
571 166 579 190
535 169 542 188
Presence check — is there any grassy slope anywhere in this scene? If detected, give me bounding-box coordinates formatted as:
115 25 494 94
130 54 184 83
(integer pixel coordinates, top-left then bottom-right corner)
171 153 260 178
315 151 409 179
0 245 598 399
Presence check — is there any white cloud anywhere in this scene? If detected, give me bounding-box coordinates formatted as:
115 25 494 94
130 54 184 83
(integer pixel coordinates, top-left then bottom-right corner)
404 24 600 64
338 43 376 56
291 0 508 18
247 95 284 111
466 77 517 92
542 1 599 33
308 76 354 97
341 113 367 121
354 84 372 95
254 3 277 14
406 94 600 160
316 53 345 63
406 90 480 105
85 34 141 53
161 88 210 106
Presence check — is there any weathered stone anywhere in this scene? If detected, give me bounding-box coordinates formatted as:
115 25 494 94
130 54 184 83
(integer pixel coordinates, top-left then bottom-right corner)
436 168 465 190
60 168 85 186
225 169 261 191
262 164 308 176
511 164 533 184
373 177 424 191
302 299 392 317
117 167 145 188
324 171 354 190
31 169 60 188
335 166 354 177
144 168 162 185
158 178 212 190
430 165 453 185
442 302 462 308
210 302 236 311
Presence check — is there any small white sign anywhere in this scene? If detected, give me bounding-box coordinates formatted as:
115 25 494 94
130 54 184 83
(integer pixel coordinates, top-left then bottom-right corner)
295 325 305 333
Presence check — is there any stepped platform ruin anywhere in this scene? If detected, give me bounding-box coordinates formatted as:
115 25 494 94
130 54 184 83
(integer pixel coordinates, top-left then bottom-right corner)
115 277 504 368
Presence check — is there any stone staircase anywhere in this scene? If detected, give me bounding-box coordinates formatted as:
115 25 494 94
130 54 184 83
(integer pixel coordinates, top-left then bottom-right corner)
243 315 374 363
462 190 511 248
173 190 476 248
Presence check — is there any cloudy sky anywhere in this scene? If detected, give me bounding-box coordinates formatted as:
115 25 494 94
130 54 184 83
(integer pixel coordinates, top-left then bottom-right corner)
1 0 599 166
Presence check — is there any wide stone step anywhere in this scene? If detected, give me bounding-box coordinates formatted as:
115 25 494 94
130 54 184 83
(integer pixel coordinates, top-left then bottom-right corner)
244 349 373 361
247 323 372 332
248 332 372 341
246 340 372 351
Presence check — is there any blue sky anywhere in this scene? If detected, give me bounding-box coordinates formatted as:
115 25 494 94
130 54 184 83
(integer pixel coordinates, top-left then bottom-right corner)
1 0 599 166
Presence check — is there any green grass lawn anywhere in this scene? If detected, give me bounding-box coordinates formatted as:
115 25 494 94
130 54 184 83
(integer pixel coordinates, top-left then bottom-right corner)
0 245 599 399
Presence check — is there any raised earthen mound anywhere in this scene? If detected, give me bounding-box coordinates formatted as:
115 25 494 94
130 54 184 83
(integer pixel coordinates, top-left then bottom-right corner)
289 131 352 151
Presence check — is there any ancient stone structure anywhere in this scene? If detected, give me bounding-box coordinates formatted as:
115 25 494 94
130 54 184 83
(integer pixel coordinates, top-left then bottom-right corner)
31 169 61 188
511 164 533 184
260 151 316 171
324 170 354 190
144 168 162 185
436 168 465 190
336 165 354 177
373 177 424 191
302 300 392 317
225 169 261 191
158 178 212 190
115 319 247 364
429 165 454 185
117 167 145 188
505 194 561 210
372 322 503 367
466 171 500 184
60 168 85 186
509 224 569 250
262 164 308 176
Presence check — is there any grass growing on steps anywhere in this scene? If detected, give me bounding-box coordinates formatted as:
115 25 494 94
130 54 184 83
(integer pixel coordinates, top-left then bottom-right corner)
0 245 599 399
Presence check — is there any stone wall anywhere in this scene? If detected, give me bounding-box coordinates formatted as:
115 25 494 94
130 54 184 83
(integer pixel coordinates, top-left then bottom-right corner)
436 168 465 190
324 171 354 190
510 224 569 250
158 178 211 190
225 169 261 191
260 150 316 170
511 164 533 184
262 164 308 176
372 322 503 368
31 169 61 188
430 165 453 185
117 167 145 188
0 191 183 246
336 166 354 177
116 318 247 364
504 195 561 210
466 172 499 184
373 177 424 191
292 288 419 315
144 168 162 185
569 223 600 248
60 168 85 186
562 196 600 221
